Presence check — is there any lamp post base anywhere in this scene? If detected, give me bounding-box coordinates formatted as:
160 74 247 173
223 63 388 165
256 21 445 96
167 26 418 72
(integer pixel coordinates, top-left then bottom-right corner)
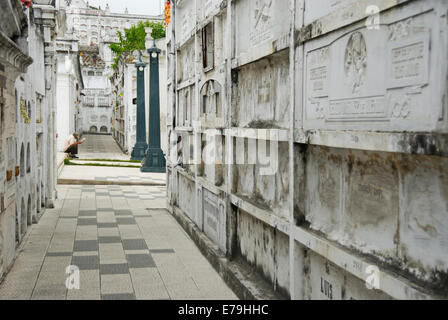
141 147 166 173
131 142 148 161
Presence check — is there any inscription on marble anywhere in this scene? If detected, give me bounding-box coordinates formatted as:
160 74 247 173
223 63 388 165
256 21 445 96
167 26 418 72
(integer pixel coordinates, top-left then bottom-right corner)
328 97 386 121
250 0 273 46
203 190 219 243
307 47 330 98
388 34 429 88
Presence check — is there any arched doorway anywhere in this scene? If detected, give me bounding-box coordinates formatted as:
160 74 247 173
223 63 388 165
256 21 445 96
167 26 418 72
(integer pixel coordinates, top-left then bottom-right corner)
90 126 98 133
36 184 41 213
100 126 108 133
21 198 26 237
27 195 32 226
41 182 45 208
20 143 24 177
26 142 30 173
15 207 19 244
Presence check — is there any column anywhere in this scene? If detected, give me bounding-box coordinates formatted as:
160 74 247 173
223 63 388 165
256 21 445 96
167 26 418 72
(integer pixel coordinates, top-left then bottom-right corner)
131 61 148 161
141 40 166 173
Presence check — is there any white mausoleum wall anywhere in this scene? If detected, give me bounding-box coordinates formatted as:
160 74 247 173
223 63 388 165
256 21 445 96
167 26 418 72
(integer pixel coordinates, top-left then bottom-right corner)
167 0 448 300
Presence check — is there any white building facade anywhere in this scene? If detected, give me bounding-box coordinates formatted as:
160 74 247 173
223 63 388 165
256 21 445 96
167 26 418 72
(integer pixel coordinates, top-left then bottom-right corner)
59 0 163 136
0 0 59 278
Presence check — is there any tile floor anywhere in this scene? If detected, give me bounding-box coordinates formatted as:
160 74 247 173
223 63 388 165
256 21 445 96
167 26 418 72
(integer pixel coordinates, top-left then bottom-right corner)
0 185 238 300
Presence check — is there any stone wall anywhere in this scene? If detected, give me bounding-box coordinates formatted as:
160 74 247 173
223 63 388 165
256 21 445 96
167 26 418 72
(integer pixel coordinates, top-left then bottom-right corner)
0 0 59 279
167 0 448 299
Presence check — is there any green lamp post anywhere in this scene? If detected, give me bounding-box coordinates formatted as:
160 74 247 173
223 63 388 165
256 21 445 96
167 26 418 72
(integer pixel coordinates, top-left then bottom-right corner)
141 35 166 173
130 57 148 161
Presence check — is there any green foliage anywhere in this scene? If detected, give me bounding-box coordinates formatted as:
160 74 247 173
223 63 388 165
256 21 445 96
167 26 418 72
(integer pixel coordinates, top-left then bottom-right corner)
109 21 166 71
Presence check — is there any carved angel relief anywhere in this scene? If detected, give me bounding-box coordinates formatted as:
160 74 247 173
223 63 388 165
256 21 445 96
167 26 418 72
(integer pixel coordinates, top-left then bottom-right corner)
254 0 273 29
250 0 273 46
344 32 367 94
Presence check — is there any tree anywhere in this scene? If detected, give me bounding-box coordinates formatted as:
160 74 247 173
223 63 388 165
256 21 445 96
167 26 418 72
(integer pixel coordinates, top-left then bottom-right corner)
109 21 166 71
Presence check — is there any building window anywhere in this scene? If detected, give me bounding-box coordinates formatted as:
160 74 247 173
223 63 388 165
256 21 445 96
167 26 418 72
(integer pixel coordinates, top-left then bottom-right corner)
201 22 214 71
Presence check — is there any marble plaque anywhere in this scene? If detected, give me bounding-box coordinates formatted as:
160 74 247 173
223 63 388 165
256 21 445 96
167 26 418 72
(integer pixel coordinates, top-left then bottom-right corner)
235 0 290 63
203 189 226 252
303 9 439 132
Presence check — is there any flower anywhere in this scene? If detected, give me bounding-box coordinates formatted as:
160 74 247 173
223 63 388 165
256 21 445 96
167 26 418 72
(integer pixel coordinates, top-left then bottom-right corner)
21 0 32 8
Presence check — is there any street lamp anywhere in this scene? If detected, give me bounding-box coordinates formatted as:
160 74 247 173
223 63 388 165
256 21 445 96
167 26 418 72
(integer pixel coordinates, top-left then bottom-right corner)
141 31 166 173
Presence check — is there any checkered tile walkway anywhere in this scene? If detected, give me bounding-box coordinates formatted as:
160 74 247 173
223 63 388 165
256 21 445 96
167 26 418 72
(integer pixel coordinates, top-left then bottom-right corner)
0 185 237 300
79 134 129 160
93 175 166 184
58 166 166 185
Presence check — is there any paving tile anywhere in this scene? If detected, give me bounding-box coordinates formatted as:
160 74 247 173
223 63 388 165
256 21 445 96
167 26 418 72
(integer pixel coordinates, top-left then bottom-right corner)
73 240 99 252
78 210 97 217
100 263 129 275
114 209 132 216
149 249 175 254
98 223 117 228
77 218 97 226
97 227 120 237
116 217 136 225
100 274 134 295
129 268 170 300
124 249 150 255
118 225 142 239
122 239 148 250
97 208 114 211
97 215 116 224
101 293 136 300
73 251 98 257
46 252 73 257
31 283 67 300
67 288 101 300
98 236 122 244
75 225 97 236
126 254 156 268
71 255 100 270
